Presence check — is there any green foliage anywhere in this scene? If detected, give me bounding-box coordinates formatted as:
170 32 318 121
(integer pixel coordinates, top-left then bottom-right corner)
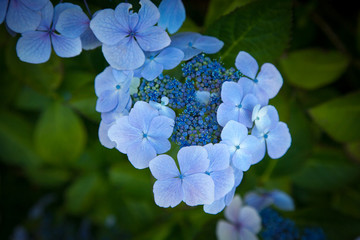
309 91 360 142
280 48 350 90
206 0 292 66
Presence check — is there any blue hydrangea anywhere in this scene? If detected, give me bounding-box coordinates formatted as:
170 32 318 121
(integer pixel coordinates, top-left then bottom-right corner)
158 0 185 34
149 96 176 120
90 0 171 70
16 2 83 63
244 189 295 211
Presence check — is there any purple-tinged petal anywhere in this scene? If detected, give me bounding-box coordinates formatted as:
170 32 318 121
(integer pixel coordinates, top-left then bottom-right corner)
205 143 230 171
221 120 248 146
177 146 209 175
135 0 160 32
238 206 261 233
108 116 142 153
216 220 238 240
217 103 239 127
204 197 226 214
148 115 174 138
0 0 9 24
235 51 259 79
80 27 101 50
225 195 242 223
210 168 234 200
37 1 53 30
193 35 223 54
158 0 185 34
149 155 180 180
56 7 89 38
94 67 116 96
128 101 159 132
182 173 214 206
257 63 283 99
154 47 184 69
51 33 82 58
136 26 170 52
221 81 243 105
153 178 183 207
266 122 291 159
90 9 128 45
244 192 273 211
19 0 48 11
126 139 157 169
7 0 41 33
114 3 138 31
96 90 118 112
16 31 51 64
239 228 259 240
53 3 81 26
102 37 145 70
232 149 252 171
98 121 116 149
270 190 295 211
141 60 163 80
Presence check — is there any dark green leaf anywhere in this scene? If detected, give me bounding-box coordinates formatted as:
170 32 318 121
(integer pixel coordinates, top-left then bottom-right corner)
345 141 360 162
280 49 349 90
332 189 360 218
15 86 51 111
26 167 71 187
206 0 291 66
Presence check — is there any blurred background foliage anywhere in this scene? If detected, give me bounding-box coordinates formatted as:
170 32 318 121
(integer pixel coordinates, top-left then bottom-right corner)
1 0 360 239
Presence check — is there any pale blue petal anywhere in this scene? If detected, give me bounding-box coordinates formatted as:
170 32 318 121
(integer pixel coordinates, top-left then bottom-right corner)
148 137 171 154
224 187 236 206
254 105 279 133
149 101 176 120
221 81 243 105
128 101 159 132
80 27 101 50
238 206 261 234
170 32 202 60
177 146 209 175
238 77 255 95
96 90 118 113
241 135 264 164
216 220 238 240
155 47 184 69
244 192 273 211
16 31 51 64
94 67 116 96
37 1 53 30
7 0 41 33
251 83 270 106
135 0 160 32
193 35 224 54
108 116 142 153
204 143 230 171
239 228 259 240
211 168 234 200
217 103 238 127
126 139 157 169
101 104 129 124
136 26 171 52
141 60 163 80
233 168 244 187
204 197 226 214
53 3 81 26
224 195 242 223
153 178 183 207
221 120 248 146
257 63 283 99
98 121 116 149
241 94 259 114
195 91 210 105
270 190 295 211
55 7 89 38
158 0 185 34
0 0 9 24
51 33 82 57
182 173 214 206
232 149 252 171
102 37 145 70
267 122 291 159
90 9 128 45
237 108 253 128
112 68 133 83
19 0 48 11
114 3 138 31
149 155 179 180
250 127 266 161
148 115 174 138
235 51 259 79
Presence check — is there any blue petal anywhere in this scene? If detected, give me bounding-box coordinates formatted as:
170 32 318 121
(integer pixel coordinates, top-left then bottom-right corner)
136 26 171 52
102 37 145 70
253 105 279 133
232 149 252 171
80 27 102 50
37 1 53 30
257 63 283 99
19 0 48 11
0 0 9 24
177 146 209 175
239 229 259 240
158 0 185 34
244 192 273 211
55 7 89 38
210 168 234 200
267 122 291 159
240 135 264 164
221 81 243 105
128 101 159 132
135 0 160 32
221 120 248 146
250 82 270 106
51 33 82 58
90 9 128 45
101 104 129 124
53 3 81 26
148 115 174 139
204 143 230 172
148 137 171 154
154 47 184 69
98 121 116 149
233 168 244 187
204 197 226 215
193 35 224 54
170 32 202 60
224 195 242 223
16 31 51 64
96 90 118 112
141 59 163 80
149 155 179 180
217 103 238 127
126 139 157 169
238 206 261 233
7 0 41 33
94 67 116 97
216 220 238 240
149 101 176 120
182 173 214 206
108 116 142 153
270 190 295 211
114 3 138 31
235 51 259 79
153 178 183 207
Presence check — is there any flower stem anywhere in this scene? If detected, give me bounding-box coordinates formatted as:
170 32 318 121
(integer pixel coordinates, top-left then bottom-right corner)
83 0 92 17
259 158 278 186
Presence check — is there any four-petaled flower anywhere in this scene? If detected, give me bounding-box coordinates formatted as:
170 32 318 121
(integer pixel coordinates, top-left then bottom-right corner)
244 189 295 211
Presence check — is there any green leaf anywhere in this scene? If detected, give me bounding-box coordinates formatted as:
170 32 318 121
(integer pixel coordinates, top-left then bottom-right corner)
68 84 99 122
206 0 291 67
309 91 360 142
34 102 86 164
26 167 71 187
15 86 52 111
332 189 360 219
345 141 360 162
280 49 349 90
292 148 360 192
